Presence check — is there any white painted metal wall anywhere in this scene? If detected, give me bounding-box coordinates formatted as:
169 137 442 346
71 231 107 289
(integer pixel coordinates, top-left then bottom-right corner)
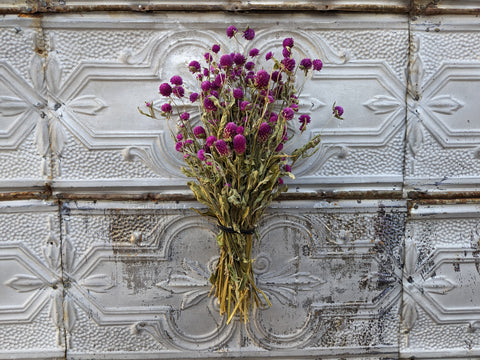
0 2 480 359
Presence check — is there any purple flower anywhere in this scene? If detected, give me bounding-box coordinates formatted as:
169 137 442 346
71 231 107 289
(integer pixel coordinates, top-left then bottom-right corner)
233 134 246 154
245 71 255 84
275 143 283 152
240 101 251 111
232 53 246 66
214 74 226 88
271 71 282 82
193 126 206 139
176 133 183 141
245 61 255 71
170 75 183 86
333 105 344 118
299 113 311 131
269 112 278 123
265 51 273 61
220 54 233 68
190 92 199 102
185 139 193 145
206 135 217 147
300 58 312 70
189 61 201 73
283 37 294 48
243 27 255 41
175 141 183 152
197 149 206 161
215 140 230 156
281 57 296 72
226 25 238 38
172 86 184 98
210 90 219 98
201 81 211 92
180 112 190 121
212 44 220 53
203 68 210 77
203 97 217 112
278 178 284 185
312 59 323 71
254 69 270 89
282 47 291 58
284 164 292 172
249 48 259 57
159 83 172 97
258 122 271 142
204 52 213 62
233 88 244 99
282 107 294 120
161 103 172 113
236 126 244 134
223 122 237 139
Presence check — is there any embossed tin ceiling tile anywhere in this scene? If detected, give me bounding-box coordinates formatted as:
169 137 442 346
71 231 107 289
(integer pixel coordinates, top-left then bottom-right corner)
35 13 408 194
401 202 480 358
0 200 64 359
405 15 480 193
61 199 404 358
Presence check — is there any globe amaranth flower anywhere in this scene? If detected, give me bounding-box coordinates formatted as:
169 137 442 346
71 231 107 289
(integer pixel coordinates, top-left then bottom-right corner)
172 86 184 98
180 112 190 121
223 122 237 139
283 37 294 48
226 25 238 38
197 149 206 161
240 101 251 111
220 54 233 68
236 126 244 134
258 122 271 142
193 125 206 139
254 69 270 89
189 60 201 73
271 71 282 83
249 48 259 57
212 44 220 53
233 88 244 100
233 53 246 66
204 52 213 62
282 47 291 58
170 75 183 86
284 164 292 172
265 51 273 61
215 140 230 156
245 61 255 71
312 59 323 71
201 81 211 92
233 134 246 154
299 113 311 131
214 74 226 88
203 97 217 112
159 83 172 97
269 112 278 123
203 68 210 77
299 58 312 70
175 141 183 152
245 71 255 84
243 27 255 41
282 107 295 121
278 178 284 185
281 57 296 72
206 135 217 147
161 103 172 113
190 92 199 103
275 143 283 152
210 90 219 98
333 105 344 118
176 133 183 141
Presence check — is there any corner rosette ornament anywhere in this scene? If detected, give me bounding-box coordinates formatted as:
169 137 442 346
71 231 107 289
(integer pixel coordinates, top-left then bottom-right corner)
140 26 343 323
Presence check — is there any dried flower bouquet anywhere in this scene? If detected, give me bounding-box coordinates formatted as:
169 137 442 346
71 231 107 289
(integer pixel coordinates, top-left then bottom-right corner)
141 26 343 323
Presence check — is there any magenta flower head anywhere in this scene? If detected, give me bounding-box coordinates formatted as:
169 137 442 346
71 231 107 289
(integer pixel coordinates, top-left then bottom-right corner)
226 25 238 38
278 178 284 185
299 114 311 131
193 125 206 139
161 103 172 113
275 143 284 152
281 58 296 72
206 135 217 147
201 81 211 92
189 61 201 73
215 140 230 156
175 141 183 152
282 107 295 121
284 164 292 172
300 58 313 70
243 27 255 41
233 53 246 66
220 54 233 68
254 69 270 89
170 75 183 86
240 101 251 111
249 48 259 57
203 97 217 112
197 149 206 161
233 88 244 100
172 86 184 98
212 44 220 53
282 47 291 58
236 126 244 134
180 112 190 121
245 61 255 71
283 37 294 48
312 59 323 71
159 83 172 97
223 122 238 139
233 134 246 154
176 133 183 141
271 71 282 83
190 92 199 103
214 74 226 88
258 122 271 142
333 105 344 119
269 112 278 123
265 51 274 61
204 52 213 62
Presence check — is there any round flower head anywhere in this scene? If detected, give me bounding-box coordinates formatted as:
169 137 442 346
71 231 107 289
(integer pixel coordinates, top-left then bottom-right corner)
204 52 213 62
258 122 271 142
176 133 183 141
236 126 244 134
226 25 238 38
159 83 172 97
189 61 201 73
269 112 278 123
197 149 206 161
249 48 259 57
193 125 206 139
172 86 184 98
300 58 313 70
233 134 246 154
214 74 226 88
243 27 255 41
233 53 246 66
215 140 230 156
283 37 294 48
299 113 311 131
190 92 199 103
170 75 183 86
206 135 217 147
201 81 211 92
233 88 244 100
275 143 283 152
282 107 295 121
281 57 296 72
245 61 255 71
254 69 270 89
265 51 273 61
333 105 344 118
271 71 282 83
240 101 251 111
180 112 190 121
220 54 233 68
223 122 237 139
312 59 323 71
175 141 183 152
203 68 210 77
282 47 291 58
203 97 217 112
212 44 220 53
284 164 292 172
161 103 172 113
